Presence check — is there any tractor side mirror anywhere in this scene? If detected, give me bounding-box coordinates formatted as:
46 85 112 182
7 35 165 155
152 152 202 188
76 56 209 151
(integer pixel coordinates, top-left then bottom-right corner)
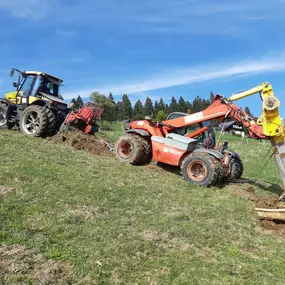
10 69 15 77
13 82 19 88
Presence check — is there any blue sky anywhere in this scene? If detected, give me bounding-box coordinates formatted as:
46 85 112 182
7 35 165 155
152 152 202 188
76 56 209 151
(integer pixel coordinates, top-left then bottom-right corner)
0 0 285 116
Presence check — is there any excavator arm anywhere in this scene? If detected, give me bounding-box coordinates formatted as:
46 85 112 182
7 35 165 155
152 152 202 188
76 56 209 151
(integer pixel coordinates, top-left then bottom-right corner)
230 82 284 144
163 95 265 140
230 82 285 199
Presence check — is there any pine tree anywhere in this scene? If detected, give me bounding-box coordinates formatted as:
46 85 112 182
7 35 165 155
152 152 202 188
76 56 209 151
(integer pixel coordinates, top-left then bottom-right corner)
122 94 133 120
108 92 115 104
170 96 178 112
76 95 84 108
70 98 76 107
154 100 159 117
185 101 192 113
192 96 204 112
165 104 171 114
177 96 186 112
144 97 154 116
210 91 215 102
158 98 165 111
116 101 125 121
133 99 144 120
245 106 253 117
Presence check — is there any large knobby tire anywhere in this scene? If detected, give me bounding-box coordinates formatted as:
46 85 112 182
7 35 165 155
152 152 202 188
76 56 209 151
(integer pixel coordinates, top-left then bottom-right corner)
115 134 151 165
19 105 56 137
44 107 57 135
181 153 222 187
0 103 14 130
229 158 244 179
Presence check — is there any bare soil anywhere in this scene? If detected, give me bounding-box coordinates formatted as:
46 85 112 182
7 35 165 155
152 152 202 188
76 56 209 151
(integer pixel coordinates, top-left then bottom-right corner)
0 186 14 196
245 186 285 239
0 244 74 284
51 130 112 157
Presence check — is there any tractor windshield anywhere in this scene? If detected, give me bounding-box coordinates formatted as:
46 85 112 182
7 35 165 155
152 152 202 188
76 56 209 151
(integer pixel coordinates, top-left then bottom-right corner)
35 76 61 97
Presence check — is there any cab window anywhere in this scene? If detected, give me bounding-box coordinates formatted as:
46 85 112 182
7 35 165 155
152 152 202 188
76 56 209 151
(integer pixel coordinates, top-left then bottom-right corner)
20 76 35 97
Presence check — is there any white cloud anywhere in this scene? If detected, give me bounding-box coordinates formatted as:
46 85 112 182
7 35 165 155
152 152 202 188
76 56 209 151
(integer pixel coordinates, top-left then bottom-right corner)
0 0 51 19
63 55 285 99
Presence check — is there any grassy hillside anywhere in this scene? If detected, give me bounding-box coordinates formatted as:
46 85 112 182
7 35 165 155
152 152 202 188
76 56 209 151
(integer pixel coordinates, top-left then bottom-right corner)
1 129 285 284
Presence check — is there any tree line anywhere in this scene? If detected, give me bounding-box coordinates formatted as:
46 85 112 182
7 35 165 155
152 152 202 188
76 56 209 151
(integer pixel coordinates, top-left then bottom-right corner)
70 91 253 121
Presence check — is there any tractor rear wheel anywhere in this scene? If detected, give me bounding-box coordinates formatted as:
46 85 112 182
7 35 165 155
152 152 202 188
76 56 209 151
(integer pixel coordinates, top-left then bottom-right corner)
19 105 56 137
181 153 222 187
115 134 151 165
0 103 14 130
229 158 244 179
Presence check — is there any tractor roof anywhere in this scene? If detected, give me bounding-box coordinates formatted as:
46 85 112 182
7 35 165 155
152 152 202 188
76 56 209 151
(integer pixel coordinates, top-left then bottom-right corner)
24 71 63 83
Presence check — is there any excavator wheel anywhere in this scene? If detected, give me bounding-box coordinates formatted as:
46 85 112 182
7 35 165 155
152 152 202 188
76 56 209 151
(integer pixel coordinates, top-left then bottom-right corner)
0 103 15 130
115 134 151 165
229 158 244 179
19 105 56 137
181 153 222 187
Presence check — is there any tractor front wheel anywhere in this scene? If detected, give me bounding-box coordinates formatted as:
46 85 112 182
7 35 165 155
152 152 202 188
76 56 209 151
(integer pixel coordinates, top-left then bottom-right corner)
115 134 151 165
19 105 55 137
181 153 222 187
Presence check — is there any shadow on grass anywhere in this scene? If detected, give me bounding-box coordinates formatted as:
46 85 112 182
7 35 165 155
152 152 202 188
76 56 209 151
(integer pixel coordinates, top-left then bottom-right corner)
226 177 284 196
155 162 181 175
154 162 284 196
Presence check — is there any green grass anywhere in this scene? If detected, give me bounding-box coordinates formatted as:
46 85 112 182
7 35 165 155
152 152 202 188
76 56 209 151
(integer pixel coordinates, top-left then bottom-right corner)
99 121 125 143
1 130 285 284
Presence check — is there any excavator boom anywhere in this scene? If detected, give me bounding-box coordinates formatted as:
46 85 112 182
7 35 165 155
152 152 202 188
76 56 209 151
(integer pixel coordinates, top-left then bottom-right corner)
231 82 285 199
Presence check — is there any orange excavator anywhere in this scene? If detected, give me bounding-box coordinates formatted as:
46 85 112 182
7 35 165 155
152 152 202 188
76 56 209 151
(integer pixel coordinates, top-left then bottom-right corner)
115 83 285 196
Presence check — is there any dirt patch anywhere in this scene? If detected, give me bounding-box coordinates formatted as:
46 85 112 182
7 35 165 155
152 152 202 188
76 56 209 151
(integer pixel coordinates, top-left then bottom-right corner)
0 186 14 196
255 197 279 209
64 204 107 223
242 187 279 209
51 130 112 156
0 244 74 284
260 220 285 239
242 186 285 239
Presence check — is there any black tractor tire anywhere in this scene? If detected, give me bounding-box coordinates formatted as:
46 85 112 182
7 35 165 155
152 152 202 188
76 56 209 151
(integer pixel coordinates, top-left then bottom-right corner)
19 105 56 137
0 103 15 130
229 158 244 179
115 134 151 165
44 107 57 135
140 137 152 163
216 159 226 185
181 153 222 187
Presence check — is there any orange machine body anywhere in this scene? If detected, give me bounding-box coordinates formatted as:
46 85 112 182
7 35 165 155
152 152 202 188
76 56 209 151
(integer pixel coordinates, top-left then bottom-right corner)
151 140 187 166
127 95 265 168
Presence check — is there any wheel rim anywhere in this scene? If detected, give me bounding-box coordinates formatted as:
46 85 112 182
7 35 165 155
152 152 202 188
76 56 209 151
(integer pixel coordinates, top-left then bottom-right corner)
187 160 207 182
118 141 133 159
23 111 41 134
0 111 7 126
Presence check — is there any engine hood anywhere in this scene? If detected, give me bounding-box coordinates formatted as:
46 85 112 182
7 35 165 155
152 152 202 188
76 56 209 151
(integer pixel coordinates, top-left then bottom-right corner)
39 92 67 105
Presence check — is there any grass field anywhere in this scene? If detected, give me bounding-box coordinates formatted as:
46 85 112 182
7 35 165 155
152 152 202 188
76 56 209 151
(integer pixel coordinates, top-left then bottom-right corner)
1 126 285 284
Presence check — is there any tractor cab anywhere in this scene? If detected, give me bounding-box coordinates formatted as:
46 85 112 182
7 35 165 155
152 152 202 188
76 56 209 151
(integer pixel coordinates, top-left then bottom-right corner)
4 68 67 111
0 68 69 137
